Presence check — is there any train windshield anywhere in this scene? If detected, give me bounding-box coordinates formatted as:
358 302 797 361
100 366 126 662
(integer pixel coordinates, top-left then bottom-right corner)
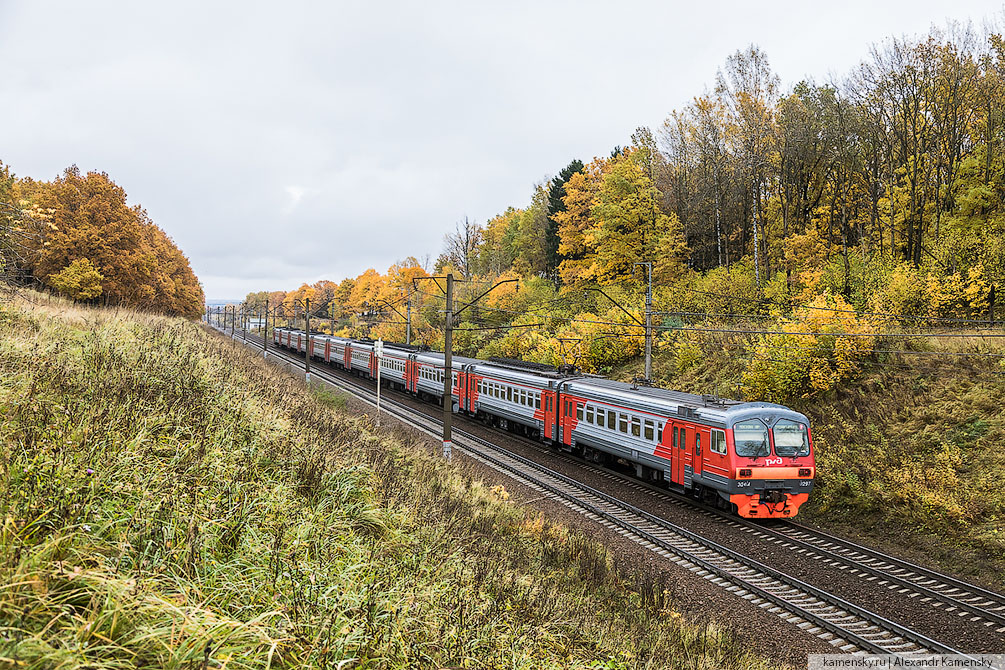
773 419 811 457
733 421 770 458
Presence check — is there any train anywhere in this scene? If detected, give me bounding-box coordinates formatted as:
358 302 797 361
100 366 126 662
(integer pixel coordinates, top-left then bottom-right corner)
272 327 815 519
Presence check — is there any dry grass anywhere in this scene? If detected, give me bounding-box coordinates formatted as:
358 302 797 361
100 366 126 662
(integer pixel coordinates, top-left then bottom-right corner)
1 294 778 669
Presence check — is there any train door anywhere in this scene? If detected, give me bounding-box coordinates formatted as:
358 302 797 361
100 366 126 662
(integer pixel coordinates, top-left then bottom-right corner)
324 340 331 363
699 427 715 474
671 423 685 485
541 391 555 440
562 398 578 445
691 425 702 477
462 367 473 412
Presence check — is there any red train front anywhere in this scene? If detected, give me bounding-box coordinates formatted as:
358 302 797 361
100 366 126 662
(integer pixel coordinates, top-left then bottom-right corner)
719 405 815 518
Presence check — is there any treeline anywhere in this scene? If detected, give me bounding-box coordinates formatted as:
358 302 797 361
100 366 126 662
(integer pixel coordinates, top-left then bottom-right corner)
438 25 1005 313
0 163 204 318
254 23 1005 400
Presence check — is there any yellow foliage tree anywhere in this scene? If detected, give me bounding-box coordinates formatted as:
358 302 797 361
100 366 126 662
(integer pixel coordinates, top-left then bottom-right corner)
742 293 876 402
48 258 103 300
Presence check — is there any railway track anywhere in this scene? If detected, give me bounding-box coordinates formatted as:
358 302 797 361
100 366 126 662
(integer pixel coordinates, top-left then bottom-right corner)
572 459 1005 633
213 325 990 657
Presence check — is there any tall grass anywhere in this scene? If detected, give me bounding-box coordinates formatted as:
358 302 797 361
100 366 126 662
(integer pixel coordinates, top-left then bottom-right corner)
0 296 776 669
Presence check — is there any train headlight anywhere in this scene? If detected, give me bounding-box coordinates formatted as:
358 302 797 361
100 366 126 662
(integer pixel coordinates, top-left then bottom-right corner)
738 468 752 478
798 468 812 477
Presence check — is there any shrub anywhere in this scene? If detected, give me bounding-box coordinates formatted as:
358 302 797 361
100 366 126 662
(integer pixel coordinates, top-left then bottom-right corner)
742 293 876 402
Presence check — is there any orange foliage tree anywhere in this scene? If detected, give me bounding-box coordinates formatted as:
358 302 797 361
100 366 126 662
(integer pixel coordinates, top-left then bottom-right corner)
24 166 203 317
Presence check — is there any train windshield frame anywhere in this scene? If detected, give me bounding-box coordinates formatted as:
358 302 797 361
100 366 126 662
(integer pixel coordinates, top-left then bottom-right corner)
732 421 770 458
772 419 811 457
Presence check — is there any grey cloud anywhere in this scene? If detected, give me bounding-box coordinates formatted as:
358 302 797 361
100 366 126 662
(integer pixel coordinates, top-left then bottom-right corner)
1 0 996 298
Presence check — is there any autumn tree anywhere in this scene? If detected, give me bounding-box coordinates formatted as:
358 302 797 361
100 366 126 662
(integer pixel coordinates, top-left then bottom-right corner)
438 217 482 278
48 258 104 300
545 159 584 276
555 157 608 284
23 166 203 317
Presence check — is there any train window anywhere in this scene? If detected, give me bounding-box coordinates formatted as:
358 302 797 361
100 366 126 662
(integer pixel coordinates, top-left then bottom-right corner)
586 406 594 423
657 422 664 443
507 387 512 402
644 419 654 441
535 394 541 410
597 409 605 428
608 410 616 429
672 426 678 448
773 419 810 457
711 429 727 455
619 414 628 433
733 421 770 458
631 417 641 438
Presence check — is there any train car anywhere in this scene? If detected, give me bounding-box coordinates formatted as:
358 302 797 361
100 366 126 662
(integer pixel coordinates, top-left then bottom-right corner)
308 333 342 364
274 327 296 350
411 351 481 411
377 344 411 389
349 340 376 378
330 337 351 370
555 377 814 518
466 360 561 440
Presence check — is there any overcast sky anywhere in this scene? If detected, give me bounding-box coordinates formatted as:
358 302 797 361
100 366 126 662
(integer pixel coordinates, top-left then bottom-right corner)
2 1 1002 299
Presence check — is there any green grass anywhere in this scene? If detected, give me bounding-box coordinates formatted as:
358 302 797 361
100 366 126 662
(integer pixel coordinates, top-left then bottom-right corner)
0 296 778 669
630 332 1005 585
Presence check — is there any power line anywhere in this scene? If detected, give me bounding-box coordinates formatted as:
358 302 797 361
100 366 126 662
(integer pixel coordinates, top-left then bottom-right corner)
681 285 999 326
557 314 1005 339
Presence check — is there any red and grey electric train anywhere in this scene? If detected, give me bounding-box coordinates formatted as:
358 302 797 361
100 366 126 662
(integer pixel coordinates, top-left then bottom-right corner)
273 327 815 518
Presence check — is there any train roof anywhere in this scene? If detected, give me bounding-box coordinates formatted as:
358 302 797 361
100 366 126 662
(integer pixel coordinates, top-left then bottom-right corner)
414 350 482 367
565 377 805 426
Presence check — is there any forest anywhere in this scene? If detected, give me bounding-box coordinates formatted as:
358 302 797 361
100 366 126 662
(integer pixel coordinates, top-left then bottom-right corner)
253 25 1005 403
0 162 204 318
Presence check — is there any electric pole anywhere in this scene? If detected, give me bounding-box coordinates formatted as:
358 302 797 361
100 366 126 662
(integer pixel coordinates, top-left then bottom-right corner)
634 262 653 381
230 305 235 337
304 298 311 385
263 299 269 358
442 273 453 461
414 273 517 461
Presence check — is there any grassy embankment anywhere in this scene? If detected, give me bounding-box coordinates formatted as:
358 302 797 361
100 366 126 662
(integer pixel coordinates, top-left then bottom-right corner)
620 335 1005 584
0 295 778 669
